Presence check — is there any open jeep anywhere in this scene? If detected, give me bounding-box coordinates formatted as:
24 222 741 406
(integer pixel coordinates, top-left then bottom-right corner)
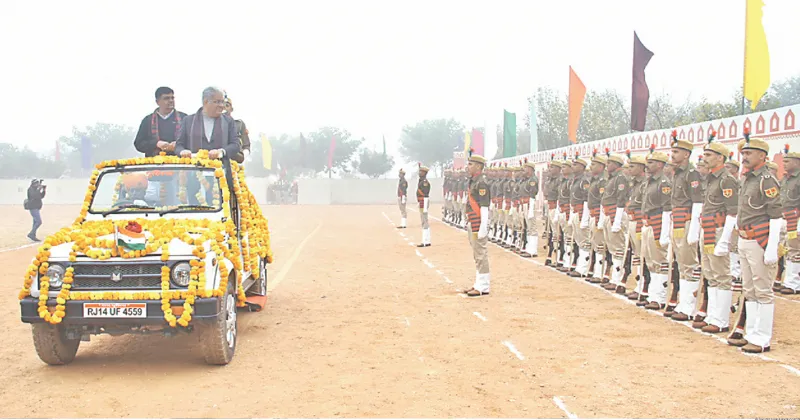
18 151 273 366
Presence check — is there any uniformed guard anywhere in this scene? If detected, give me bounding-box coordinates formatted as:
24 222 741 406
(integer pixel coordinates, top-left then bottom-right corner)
503 166 516 248
693 133 738 333
461 150 492 297
779 144 800 295
641 145 673 310
544 156 563 266
557 154 575 271
728 131 781 353
623 152 649 301
569 154 592 277
416 164 432 247
602 150 629 293
523 158 540 257
725 153 743 294
766 159 785 292
397 168 408 228
223 96 251 164
670 130 705 321
586 149 608 282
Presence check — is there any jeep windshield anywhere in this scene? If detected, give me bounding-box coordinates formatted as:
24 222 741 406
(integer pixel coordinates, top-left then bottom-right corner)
89 166 223 215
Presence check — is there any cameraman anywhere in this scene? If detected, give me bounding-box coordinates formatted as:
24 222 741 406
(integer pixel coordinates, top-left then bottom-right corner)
25 179 46 242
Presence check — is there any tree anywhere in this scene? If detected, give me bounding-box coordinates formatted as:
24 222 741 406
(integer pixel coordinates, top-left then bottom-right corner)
304 127 362 175
59 123 138 176
0 143 66 179
400 118 465 173
357 149 395 178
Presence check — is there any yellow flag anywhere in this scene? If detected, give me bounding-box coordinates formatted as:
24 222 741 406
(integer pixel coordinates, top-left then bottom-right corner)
260 133 272 170
743 0 770 110
463 131 471 155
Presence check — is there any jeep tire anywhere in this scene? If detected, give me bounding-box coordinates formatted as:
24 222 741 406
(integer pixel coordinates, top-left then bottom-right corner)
31 324 80 365
198 272 237 365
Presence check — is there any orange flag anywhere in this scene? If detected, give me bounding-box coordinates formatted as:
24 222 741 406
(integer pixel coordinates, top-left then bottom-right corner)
568 66 587 144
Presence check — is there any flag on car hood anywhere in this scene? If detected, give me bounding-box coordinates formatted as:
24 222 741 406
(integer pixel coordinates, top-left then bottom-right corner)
115 222 146 251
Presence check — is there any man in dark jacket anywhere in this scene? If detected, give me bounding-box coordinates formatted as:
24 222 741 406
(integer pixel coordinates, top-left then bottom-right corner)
134 86 188 157
26 179 46 242
223 96 251 164
175 86 241 160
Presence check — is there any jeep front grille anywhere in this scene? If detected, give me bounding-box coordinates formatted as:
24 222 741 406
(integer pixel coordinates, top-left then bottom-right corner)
70 262 166 290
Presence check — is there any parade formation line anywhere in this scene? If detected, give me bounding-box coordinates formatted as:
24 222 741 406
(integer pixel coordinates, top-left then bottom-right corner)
431 212 800 378
381 211 582 419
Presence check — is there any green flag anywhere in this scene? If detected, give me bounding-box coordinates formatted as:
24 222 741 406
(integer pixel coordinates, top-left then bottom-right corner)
503 110 517 158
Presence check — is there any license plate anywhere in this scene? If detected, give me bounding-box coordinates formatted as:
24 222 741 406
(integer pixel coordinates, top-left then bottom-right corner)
83 303 147 318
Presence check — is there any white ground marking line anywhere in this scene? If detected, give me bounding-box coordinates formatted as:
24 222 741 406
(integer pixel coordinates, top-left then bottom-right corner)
432 214 800 377
776 295 800 305
435 269 443 274
422 259 435 268
415 249 423 257
0 242 37 253
443 276 453 284
501 340 526 360
404 317 411 327
384 211 457 289
473 311 487 321
552 397 578 419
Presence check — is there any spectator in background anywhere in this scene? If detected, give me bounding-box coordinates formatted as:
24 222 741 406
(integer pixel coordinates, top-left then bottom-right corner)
25 179 46 242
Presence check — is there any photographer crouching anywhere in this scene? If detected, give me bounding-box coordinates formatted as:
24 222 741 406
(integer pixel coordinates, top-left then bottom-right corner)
24 179 46 242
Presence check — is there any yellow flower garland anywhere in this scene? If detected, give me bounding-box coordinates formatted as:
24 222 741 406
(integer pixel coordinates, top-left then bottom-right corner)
19 150 274 327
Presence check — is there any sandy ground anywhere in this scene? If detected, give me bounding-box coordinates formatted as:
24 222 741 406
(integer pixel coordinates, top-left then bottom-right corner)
1 204 799 418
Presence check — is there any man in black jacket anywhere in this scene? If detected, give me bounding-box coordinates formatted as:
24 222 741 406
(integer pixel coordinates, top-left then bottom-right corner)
26 179 46 242
134 86 188 157
175 87 241 160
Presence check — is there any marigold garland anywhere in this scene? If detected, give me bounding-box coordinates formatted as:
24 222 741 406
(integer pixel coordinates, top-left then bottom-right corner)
19 150 274 327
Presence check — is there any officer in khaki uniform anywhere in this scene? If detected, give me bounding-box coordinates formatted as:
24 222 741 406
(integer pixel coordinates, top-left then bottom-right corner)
624 154 648 301
585 151 608 282
668 132 705 321
694 137 739 333
569 156 592 277
462 152 492 297
728 134 782 353
397 168 408 228
724 154 743 293
442 169 452 224
779 145 800 294
601 151 629 293
223 97 251 164
522 159 540 257
416 164 432 247
641 147 673 310
557 156 575 271
544 159 563 266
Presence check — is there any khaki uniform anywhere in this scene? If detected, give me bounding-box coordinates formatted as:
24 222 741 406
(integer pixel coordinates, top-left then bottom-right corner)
641 172 672 307
232 119 251 164
416 176 431 246
670 162 705 317
523 172 540 256
544 172 562 264
695 165 739 331
397 176 408 226
602 168 630 289
570 171 592 276
502 175 515 246
587 172 607 279
558 175 575 269
443 172 452 223
781 170 800 293
626 174 647 297
467 173 492 293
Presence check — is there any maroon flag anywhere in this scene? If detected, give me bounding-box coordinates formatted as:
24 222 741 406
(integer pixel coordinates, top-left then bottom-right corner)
471 128 484 157
631 31 654 131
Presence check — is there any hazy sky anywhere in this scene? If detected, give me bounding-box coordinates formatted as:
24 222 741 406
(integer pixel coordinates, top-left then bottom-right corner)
3 0 798 168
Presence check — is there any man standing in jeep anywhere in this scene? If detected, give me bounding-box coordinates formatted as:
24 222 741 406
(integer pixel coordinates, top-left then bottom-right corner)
223 96 251 163
134 86 188 157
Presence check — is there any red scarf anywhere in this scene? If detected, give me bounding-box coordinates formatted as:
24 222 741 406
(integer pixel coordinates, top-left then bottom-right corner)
150 108 182 143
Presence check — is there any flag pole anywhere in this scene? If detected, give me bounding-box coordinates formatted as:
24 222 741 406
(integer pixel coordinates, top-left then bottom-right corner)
741 0 747 116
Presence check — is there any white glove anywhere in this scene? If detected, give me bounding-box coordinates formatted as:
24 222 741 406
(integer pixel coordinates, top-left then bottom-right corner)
580 202 590 227
401 196 406 204
554 207 561 222
659 211 672 247
687 203 703 245
423 197 429 213
713 215 737 256
527 202 534 218
612 207 624 232
478 207 489 238
599 211 607 228
764 218 782 265
796 216 800 235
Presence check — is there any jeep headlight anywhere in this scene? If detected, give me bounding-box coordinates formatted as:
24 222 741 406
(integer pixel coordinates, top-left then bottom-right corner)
46 264 66 288
171 262 191 287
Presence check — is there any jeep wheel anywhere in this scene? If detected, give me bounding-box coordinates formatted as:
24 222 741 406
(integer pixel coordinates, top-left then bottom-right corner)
199 273 237 365
31 324 80 365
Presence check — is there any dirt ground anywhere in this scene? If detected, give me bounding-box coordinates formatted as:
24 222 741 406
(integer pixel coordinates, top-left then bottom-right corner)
1 204 799 418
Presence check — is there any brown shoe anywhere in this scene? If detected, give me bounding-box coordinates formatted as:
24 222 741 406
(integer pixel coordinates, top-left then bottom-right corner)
600 277 610 284
742 343 770 353
615 285 626 295
727 332 747 347
626 291 639 300
780 287 799 295
645 301 664 310
663 306 675 317
692 320 708 329
589 277 603 284
602 283 616 290
567 271 582 277
701 324 729 333
636 297 649 307
671 313 690 322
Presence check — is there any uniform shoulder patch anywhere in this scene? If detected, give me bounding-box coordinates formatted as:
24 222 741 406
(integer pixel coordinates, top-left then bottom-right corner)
479 188 487 196
722 188 734 198
661 185 672 195
618 183 626 191
764 186 778 198
423 180 429 186
690 180 700 188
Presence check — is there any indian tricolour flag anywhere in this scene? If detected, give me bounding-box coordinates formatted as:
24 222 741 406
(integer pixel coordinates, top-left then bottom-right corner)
115 224 146 251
